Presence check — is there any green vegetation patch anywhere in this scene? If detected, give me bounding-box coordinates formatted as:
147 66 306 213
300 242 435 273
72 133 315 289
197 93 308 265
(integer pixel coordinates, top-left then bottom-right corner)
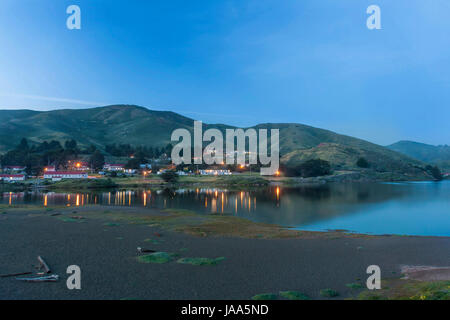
319 288 339 298
58 216 85 223
176 257 225 266
104 222 120 227
48 178 118 190
251 293 278 300
137 252 179 264
346 282 364 289
357 279 450 300
279 291 311 300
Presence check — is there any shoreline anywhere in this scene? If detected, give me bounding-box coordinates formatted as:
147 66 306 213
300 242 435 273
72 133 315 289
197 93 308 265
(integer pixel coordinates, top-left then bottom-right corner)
0 205 449 300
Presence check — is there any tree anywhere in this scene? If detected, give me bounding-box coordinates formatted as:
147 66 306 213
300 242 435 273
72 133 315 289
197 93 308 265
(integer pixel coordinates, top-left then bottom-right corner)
161 171 179 183
426 165 443 181
18 138 29 151
125 158 140 169
356 157 370 168
90 150 105 171
283 159 331 178
65 139 77 150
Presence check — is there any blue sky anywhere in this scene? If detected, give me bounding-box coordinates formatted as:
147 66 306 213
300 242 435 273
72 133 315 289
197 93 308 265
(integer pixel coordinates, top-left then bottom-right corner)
0 0 449 145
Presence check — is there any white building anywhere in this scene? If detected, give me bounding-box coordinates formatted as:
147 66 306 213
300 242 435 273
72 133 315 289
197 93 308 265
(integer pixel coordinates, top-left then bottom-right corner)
103 163 125 171
199 169 232 176
0 174 26 182
3 166 26 172
43 171 88 179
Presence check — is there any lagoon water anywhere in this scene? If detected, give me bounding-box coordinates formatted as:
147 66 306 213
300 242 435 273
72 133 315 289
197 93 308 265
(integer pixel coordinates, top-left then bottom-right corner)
2 181 449 236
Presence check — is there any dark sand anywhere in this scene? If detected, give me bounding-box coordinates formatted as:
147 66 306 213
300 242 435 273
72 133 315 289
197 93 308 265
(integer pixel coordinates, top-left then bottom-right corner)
1 206 449 300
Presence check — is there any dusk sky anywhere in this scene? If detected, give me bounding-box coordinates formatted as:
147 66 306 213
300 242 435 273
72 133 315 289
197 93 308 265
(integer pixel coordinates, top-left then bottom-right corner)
0 0 449 146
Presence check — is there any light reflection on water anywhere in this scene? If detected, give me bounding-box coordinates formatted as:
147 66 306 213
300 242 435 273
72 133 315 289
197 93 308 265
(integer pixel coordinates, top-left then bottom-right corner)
1 181 449 236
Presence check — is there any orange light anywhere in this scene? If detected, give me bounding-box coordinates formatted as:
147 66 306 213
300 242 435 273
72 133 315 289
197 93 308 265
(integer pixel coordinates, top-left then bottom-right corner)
76 162 81 168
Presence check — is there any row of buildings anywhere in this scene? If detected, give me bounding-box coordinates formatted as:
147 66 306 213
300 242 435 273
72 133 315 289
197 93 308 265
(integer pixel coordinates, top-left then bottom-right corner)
0 163 140 182
1 162 240 182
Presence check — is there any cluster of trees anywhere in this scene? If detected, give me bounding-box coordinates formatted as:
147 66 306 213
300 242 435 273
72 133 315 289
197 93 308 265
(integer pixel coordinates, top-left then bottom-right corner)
105 143 173 159
0 138 82 175
0 138 175 174
0 138 105 174
282 159 332 178
425 165 443 181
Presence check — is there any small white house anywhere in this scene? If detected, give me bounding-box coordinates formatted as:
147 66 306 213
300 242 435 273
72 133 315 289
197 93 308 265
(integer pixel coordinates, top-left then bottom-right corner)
43 171 88 179
3 166 26 172
199 169 232 176
103 163 125 172
0 174 26 182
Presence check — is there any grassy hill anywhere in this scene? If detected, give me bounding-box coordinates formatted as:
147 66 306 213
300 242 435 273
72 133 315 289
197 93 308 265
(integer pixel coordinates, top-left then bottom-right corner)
387 141 450 172
0 105 434 179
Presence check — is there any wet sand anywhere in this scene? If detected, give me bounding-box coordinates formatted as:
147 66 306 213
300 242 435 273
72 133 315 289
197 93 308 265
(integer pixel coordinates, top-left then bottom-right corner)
0 206 449 300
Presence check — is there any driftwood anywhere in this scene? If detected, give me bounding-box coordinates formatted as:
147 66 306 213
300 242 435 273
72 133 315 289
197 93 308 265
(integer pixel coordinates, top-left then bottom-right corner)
16 275 59 282
37 256 51 274
137 247 156 254
0 272 32 278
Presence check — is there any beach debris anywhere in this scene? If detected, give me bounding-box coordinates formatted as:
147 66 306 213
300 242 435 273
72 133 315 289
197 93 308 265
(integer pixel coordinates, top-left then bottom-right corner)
154 232 162 237
137 247 156 254
37 256 51 274
0 272 32 278
50 213 61 216
70 215 85 220
16 275 59 282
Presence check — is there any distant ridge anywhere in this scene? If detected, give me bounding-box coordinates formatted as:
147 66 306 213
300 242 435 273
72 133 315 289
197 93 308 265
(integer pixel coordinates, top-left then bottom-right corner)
0 105 434 177
387 140 450 171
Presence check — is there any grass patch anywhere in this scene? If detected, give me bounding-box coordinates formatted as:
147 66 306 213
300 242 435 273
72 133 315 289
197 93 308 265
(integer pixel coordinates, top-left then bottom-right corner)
279 291 311 300
48 178 118 190
58 216 85 223
137 252 179 264
104 222 120 227
319 288 339 298
251 293 278 300
357 279 450 300
176 257 225 266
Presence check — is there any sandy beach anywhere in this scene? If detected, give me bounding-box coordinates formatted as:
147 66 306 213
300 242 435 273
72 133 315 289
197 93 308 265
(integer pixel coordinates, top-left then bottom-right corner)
0 205 449 300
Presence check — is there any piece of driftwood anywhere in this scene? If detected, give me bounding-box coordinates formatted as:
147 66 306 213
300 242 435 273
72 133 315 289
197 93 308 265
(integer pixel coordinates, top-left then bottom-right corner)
70 216 85 219
0 272 32 278
37 256 51 274
16 275 59 282
137 247 156 254
50 213 61 216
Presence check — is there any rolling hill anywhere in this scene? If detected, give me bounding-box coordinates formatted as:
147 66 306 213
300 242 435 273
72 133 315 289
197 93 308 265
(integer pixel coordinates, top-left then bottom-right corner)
387 141 450 172
0 105 434 179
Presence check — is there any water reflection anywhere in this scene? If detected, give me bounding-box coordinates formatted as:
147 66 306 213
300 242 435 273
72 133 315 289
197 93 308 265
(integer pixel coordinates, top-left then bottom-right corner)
1 181 449 236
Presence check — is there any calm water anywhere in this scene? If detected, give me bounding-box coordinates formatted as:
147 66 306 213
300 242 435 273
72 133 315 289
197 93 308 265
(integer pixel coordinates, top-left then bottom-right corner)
2 181 449 236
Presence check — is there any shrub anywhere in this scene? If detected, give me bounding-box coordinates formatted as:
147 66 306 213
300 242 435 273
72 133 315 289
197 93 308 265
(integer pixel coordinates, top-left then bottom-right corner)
161 171 179 183
356 157 370 168
285 159 331 177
